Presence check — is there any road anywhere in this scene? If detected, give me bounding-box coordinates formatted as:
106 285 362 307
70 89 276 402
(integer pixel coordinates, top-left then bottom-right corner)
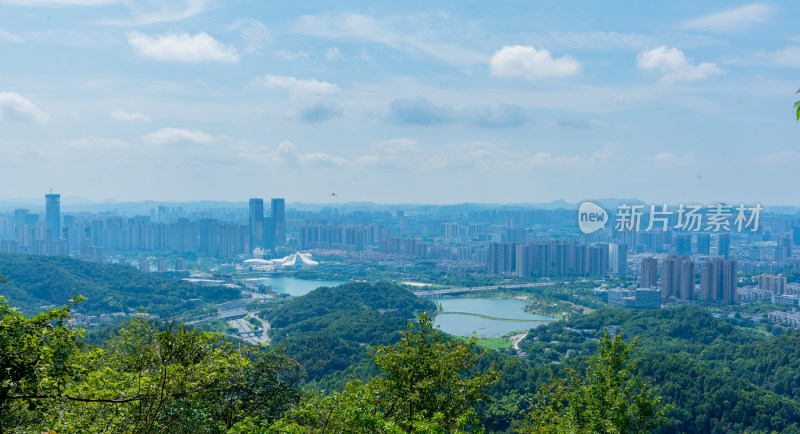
227 313 270 345
414 282 554 297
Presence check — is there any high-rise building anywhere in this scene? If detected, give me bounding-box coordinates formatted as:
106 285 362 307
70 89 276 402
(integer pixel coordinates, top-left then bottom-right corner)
721 260 737 303
641 257 658 288
717 234 731 259
271 198 285 247
696 233 711 255
609 243 627 276
45 193 61 239
249 198 264 252
588 244 609 277
779 237 793 260
679 258 696 300
758 273 787 294
676 234 691 256
264 217 275 249
700 261 717 301
661 256 678 299
488 242 516 274
701 258 737 303
661 255 695 300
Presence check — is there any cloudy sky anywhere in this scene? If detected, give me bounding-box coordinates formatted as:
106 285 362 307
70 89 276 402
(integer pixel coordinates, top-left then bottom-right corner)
0 1 798 205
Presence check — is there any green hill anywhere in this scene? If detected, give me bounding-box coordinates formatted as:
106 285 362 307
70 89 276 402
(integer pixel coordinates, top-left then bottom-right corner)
268 281 436 385
0 253 239 318
495 305 800 433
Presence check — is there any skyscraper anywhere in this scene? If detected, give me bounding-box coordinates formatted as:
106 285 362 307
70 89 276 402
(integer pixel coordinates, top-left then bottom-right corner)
249 198 264 252
661 256 678 299
701 258 737 303
721 260 737 303
717 233 731 259
609 243 627 276
679 258 696 300
676 234 691 256
45 193 61 239
696 233 711 255
641 257 658 288
700 260 718 301
661 255 695 300
271 198 285 247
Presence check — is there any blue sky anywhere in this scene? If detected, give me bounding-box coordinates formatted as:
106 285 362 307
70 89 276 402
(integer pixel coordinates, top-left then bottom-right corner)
0 0 798 205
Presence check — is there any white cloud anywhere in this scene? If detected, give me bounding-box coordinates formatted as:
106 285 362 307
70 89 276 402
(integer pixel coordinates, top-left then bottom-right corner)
142 128 214 145
65 136 128 149
523 143 624 170
769 46 800 68
325 47 343 60
274 50 309 61
0 92 47 122
100 0 209 26
524 31 716 51
0 0 119 5
238 140 347 167
752 148 800 166
0 29 23 42
374 138 420 155
229 19 270 54
299 152 348 167
293 12 486 66
636 46 724 82
250 74 340 96
111 110 150 123
127 31 239 63
654 152 695 167
355 138 421 168
684 3 773 31
489 45 580 80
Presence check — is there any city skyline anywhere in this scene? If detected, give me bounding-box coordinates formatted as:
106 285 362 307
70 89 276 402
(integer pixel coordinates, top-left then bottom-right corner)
0 1 798 204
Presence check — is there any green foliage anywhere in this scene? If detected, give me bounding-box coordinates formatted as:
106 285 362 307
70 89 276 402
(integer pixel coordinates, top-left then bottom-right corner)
0 295 84 432
269 383 403 433
368 312 500 431
274 312 500 433
0 253 239 318
0 293 302 433
268 281 434 328
517 333 671 433
268 282 436 385
490 306 800 433
795 89 800 120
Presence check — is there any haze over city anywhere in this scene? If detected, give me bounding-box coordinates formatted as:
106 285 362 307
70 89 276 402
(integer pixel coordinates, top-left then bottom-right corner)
1 0 798 204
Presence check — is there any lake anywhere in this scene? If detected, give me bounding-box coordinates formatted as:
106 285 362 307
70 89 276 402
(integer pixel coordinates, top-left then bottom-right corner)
252 276 348 296
433 297 557 338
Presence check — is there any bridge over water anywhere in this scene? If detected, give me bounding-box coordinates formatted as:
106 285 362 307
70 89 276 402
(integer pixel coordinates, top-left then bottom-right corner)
414 282 555 298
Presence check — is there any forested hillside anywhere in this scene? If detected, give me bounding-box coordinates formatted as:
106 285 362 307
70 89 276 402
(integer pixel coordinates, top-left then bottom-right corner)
267 281 436 384
503 306 800 433
4 258 800 432
0 253 239 318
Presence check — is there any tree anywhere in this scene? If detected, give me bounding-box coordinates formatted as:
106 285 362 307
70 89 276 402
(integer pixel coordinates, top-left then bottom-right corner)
273 312 500 432
0 293 83 433
267 382 403 434
367 312 500 431
795 89 800 121
0 286 302 433
50 318 302 433
516 332 671 434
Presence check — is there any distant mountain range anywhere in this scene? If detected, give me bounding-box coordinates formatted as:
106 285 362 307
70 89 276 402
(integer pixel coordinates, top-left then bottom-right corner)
0 197 795 215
